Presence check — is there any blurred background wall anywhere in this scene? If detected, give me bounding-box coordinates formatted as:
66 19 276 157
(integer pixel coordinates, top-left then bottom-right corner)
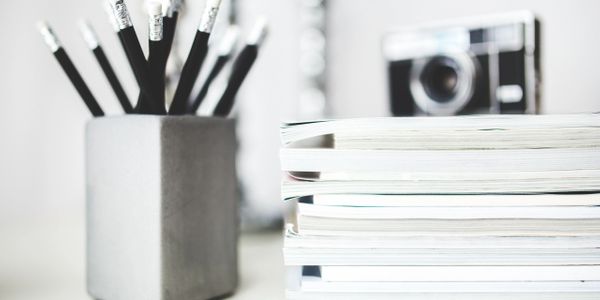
0 0 600 298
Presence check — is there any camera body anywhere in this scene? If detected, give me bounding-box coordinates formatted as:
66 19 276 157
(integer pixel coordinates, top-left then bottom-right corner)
384 11 541 116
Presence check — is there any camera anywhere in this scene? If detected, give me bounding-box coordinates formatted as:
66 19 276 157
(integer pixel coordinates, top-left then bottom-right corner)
383 11 541 116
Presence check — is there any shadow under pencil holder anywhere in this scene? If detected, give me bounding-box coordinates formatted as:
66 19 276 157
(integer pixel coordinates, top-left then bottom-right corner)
85 116 238 300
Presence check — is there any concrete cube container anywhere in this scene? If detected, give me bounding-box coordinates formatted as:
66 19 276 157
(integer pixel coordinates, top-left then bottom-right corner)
85 116 238 300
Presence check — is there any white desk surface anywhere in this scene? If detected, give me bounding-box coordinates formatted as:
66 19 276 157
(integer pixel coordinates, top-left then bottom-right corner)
0 216 285 300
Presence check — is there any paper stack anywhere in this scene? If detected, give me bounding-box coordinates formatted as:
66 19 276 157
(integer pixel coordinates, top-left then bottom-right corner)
281 114 600 299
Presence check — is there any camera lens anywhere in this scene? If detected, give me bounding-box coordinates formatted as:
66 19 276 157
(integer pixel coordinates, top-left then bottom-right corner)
421 56 460 103
410 52 477 115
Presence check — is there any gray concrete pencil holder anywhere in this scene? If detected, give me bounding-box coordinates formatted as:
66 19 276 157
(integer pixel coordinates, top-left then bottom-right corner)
85 116 239 300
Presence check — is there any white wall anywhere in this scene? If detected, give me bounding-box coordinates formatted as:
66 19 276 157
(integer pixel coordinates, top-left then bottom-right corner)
327 0 600 116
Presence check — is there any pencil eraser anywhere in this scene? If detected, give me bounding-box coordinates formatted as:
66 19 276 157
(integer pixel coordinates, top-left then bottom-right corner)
78 20 100 50
165 0 182 16
217 26 240 56
36 20 49 32
248 17 269 46
37 21 61 52
103 0 120 32
146 1 163 16
172 0 183 12
160 0 172 16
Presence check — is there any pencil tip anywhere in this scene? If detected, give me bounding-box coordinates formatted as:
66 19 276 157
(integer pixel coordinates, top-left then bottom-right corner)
248 17 269 46
37 21 61 52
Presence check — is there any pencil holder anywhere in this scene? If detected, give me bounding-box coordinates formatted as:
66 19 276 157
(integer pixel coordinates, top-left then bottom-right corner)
85 116 238 300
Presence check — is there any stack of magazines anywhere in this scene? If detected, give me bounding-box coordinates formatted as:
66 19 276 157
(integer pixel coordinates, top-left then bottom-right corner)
281 114 600 299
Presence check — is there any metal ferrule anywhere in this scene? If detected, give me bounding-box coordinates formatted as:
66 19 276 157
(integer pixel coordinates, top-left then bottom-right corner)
198 0 222 33
149 14 163 41
111 0 134 30
104 0 120 32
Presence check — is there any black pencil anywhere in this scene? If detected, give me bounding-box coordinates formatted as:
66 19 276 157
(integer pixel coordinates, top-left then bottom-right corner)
168 0 223 115
79 20 133 113
103 0 137 84
187 26 239 114
160 2 175 99
162 0 181 70
213 19 268 117
136 2 166 114
103 0 136 78
109 0 160 114
38 22 104 117
104 0 145 113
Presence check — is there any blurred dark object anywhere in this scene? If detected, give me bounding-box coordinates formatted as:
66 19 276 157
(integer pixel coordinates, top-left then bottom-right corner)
384 11 541 116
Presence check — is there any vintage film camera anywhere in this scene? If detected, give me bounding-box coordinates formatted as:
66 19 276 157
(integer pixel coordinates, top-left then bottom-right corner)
383 11 541 116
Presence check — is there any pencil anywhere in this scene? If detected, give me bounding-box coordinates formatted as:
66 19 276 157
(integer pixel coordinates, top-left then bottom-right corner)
162 0 181 69
213 19 268 117
109 0 160 114
103 0 136 81
103 0 136 75
187 26 239 114
38 22 104 117
168 0 223 115
79 20 133 113
104 0 145 113
136 2 166 114
159 1 175 99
